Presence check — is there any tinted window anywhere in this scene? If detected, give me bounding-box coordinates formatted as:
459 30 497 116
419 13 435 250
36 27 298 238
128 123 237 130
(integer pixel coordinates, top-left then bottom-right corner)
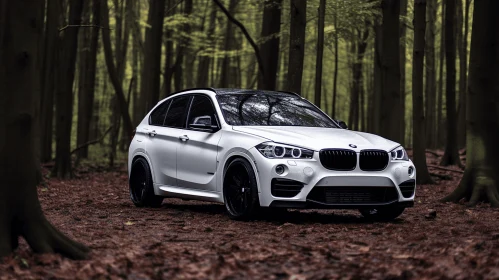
187 96 218 127
164 96 190 128
216 94 338 128
149 100 171 126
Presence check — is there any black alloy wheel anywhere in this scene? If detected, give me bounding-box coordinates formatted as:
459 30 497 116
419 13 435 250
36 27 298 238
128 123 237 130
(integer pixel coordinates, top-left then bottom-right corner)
129 157 163 208
223 158 259 220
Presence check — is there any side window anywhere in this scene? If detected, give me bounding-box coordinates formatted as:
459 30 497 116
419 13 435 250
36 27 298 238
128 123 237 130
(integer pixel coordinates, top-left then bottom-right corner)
164 95 191 128
187 96 218 127
149 100 171 126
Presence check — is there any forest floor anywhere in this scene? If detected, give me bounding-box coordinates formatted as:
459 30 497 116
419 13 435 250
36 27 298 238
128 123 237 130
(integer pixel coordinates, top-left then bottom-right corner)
1 152 499 279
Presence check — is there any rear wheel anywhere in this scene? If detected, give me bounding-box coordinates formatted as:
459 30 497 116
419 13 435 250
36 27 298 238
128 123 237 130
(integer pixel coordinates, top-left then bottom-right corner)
359 205 405 221
223 158 259 220
129 158 163 208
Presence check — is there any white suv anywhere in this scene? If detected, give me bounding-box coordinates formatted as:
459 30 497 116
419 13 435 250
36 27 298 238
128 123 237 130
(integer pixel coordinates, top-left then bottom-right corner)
128 88 416 220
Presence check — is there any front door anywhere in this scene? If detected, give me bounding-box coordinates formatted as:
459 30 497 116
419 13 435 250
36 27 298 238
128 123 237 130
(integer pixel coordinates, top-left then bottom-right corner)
176 95 222 191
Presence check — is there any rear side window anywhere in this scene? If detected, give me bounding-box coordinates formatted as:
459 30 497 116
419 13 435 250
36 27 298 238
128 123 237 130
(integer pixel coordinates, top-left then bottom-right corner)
187 96 218 127
164 95 191 128
149 100 171 126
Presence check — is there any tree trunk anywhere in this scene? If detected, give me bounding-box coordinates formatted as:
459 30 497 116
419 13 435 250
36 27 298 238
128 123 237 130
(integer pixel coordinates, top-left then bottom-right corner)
258 0 282 90
400 0 408 145
332 5 339 118
440 0 462 167
412 0 434 184
350 27 369 131
373 19 383 135
196 1 216 87
456 0 471 148
314 0 326 108
379 0 402 143
437 0 445 147
286 0 306 94
76 0 100 159
173 0 192 92
53 0 84 178
0 0 89 259
101 0 134 143
442 0 499 206
219 0 238 88
425 0 437 149
140 0 166 112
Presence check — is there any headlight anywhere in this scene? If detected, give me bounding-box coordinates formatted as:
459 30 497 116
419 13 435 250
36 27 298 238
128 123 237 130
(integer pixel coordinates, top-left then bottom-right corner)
390 146 409 161
256 142 314 159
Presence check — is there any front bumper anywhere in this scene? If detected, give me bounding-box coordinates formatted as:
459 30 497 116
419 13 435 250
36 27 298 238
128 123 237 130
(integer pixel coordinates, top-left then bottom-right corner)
249 148 416 208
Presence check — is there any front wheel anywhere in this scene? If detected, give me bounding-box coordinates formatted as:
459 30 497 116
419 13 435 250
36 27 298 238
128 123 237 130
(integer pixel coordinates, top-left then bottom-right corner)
129 158 163 208
223 158 259 220
359 205 405 221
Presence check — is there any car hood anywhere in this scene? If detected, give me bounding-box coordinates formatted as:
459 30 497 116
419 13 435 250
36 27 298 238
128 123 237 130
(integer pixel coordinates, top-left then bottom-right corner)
232 126 399 152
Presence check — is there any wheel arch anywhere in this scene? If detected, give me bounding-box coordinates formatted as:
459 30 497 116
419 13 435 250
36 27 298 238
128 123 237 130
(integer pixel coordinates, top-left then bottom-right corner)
129 152 155 184
219 151 261 202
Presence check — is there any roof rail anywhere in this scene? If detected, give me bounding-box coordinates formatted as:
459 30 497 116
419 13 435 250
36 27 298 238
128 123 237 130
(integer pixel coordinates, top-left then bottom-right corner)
167 87 217 96
275 90 301 98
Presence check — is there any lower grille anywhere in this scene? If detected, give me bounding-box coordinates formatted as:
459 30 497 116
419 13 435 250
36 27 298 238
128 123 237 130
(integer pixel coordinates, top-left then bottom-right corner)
319 149 357 171
307 186 399 205
271 178 304 198
399 179 416 198
359 150 389 171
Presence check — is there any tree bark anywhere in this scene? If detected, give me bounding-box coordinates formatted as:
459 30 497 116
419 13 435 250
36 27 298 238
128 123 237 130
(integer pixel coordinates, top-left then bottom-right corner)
196 1 216 87
258 0 282 90
314 0 326 108
53 0 84 178
140 0 166 112
437 0 445 147
349 27 369 131
379 0 402 142
400 0 408 145
0 0 89 259
332 4 339 118
456 0 471 148
286 0 306 94
412 0 434 184
219 0 239 88
76 0 100 159
173 0 192 92
442 0 499 206
440 0 462 167
425 0 437 149
373 19 383 135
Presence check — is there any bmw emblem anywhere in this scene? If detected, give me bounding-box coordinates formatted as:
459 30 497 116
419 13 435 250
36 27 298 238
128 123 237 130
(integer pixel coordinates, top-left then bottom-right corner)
349 144 357 148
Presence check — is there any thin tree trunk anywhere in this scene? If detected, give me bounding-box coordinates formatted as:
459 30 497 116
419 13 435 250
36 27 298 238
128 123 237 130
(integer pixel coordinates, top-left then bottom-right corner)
440 0 462 167
258 0 282 90
314 0 326 108
437 0 445 147
332 6 339 118
219 0 238 88
173 0 192 92
379 0 402 142
442 0 499 206
196 1 216 87
425 0 437 149
350 27 369 131
412 0 434 184
373 19 383 135
53 0 84 178
456 0 471 148
400 0 408 145
0 0 89 259
286 0 306 94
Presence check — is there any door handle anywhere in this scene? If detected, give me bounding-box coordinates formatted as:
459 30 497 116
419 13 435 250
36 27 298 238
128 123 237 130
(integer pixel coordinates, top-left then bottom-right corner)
179 135 189 142
148 130 157 137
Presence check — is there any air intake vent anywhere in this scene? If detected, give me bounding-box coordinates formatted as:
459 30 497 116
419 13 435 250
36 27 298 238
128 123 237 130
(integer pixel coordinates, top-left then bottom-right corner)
319 149 357 171
359 150 389 171
307 186 399 205
399 179 416 198
271 178 304 198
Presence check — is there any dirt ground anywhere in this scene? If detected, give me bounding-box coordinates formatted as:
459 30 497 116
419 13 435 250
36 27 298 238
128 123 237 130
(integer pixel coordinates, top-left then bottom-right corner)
1 152 499 280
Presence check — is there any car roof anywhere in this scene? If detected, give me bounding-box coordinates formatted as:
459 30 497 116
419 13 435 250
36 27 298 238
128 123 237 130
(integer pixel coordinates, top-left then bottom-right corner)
168 88 301 98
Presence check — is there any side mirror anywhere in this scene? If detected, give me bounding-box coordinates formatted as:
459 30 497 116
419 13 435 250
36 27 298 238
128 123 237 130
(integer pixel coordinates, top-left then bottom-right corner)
189 115 218 132
336 120 348 129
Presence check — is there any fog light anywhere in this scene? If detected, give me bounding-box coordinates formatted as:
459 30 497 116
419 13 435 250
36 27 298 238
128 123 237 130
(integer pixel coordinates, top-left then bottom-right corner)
275 165 285 175
408 166 414 176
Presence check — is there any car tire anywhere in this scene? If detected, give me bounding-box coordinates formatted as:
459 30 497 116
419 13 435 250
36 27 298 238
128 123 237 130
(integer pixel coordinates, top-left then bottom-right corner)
129 157 163 208
223 158 259 220
359 205 405 221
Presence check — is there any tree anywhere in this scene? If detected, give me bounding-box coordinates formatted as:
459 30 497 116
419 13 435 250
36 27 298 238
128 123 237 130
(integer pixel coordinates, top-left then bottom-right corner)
0 0 88 259
314 0 326 107
258 0 282 90
440 0 462 167
348 25 369 131
425 0 437 149
443 0 499 206
379 0 402 143
399 0 408 145
219 0 239 88
286 0 306 94
76 0 100 159
53 0 84 178
139 0 166 114
196 1 217 87
412 0 434 184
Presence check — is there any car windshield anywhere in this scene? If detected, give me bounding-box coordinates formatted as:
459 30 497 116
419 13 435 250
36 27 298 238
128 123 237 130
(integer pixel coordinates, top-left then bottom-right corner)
216 93 338 128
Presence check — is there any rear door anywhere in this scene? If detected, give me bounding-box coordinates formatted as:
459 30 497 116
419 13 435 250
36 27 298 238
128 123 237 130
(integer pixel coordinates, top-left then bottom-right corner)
146 95 191 187
176 95 222 191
